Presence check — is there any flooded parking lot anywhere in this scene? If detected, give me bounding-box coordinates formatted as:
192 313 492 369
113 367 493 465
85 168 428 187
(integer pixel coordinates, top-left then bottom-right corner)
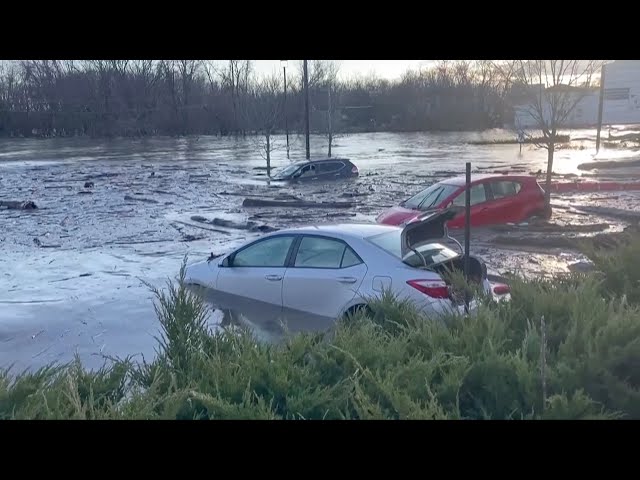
2 130 640 371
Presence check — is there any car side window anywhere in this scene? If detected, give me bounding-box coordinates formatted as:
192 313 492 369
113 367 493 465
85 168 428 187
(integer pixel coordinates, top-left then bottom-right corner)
319 162 344 173
300 164 317 177
451 184 487 207
294 236 357 269
293 164 313 178
491 181 521 199
341 246 363 268
232 236 295 267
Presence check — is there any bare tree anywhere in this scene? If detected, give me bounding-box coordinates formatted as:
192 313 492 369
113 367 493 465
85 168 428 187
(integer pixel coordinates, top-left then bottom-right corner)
176 60 200 133
296 60 342 155
220 60 253 135
493 60 520 99
202 61 218 91
319 81 344 157
453 60 472 86
297 60 340 90
512 60 604 211
129 60 161 133
0 59 532 138
245 73 283 177
310 62 342 157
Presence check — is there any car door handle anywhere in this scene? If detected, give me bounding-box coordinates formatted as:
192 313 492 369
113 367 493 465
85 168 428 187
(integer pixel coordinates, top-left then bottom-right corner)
337 276 358 284
265 274 282 281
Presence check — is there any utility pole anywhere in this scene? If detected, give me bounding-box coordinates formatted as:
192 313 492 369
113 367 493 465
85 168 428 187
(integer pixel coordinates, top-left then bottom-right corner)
464 162 471 315
595 63 607 154
281 60 289 159
303 59 310 160
327 84 332 158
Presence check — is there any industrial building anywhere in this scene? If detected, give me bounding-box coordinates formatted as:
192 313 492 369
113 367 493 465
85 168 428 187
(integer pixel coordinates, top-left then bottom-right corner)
513 60 640 128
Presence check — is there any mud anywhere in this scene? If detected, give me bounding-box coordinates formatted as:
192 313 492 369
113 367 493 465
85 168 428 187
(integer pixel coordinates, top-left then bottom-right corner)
489 222 611 234
578 158 640 170
570 205 640 222
2 130 640 372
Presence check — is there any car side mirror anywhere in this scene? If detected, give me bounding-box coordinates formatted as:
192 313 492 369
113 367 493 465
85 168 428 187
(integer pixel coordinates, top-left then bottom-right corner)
221 256 231 267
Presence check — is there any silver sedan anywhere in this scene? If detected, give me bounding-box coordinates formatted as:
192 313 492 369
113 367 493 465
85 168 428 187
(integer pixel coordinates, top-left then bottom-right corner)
185 210 509 336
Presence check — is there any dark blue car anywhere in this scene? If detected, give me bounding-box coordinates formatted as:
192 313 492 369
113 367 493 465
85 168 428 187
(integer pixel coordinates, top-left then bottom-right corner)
272 158 359 182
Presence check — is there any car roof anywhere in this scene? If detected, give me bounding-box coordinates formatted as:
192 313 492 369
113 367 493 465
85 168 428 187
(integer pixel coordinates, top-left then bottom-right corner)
303 157 352 164
276 222 398 239
439 173 535 186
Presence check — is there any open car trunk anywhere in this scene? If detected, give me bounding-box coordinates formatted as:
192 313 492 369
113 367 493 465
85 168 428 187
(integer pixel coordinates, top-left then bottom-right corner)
414 249 491 307
422 255 487 305
399 207 499 305
427 255 486 285
400 208 458 258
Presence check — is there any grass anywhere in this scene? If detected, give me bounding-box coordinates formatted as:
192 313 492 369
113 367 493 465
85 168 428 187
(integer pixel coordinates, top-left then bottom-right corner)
2 237 640 419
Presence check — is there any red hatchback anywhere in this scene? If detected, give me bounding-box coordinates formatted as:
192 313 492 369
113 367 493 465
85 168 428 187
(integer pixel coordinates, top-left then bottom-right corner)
376 174 548 228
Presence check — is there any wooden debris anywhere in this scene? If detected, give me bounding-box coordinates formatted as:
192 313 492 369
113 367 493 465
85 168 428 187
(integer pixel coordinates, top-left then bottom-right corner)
242 198 354 209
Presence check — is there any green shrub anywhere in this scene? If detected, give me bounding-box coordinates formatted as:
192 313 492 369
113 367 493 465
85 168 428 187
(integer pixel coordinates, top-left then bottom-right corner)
581 232 640 305
2 242 640 419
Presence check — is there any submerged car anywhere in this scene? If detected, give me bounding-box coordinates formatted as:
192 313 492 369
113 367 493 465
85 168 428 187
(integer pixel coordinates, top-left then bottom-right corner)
376 173 549 228
185 210 510 333
271 158 359 182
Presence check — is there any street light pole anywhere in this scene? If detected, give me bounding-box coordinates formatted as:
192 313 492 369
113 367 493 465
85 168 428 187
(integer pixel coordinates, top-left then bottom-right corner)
280 60 289 159
327 84 332 158
303 59 310 160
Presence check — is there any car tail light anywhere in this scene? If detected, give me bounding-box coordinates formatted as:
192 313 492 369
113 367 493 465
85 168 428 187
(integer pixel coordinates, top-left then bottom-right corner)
352 165 359 174
407 279 450 299
493 284 510 295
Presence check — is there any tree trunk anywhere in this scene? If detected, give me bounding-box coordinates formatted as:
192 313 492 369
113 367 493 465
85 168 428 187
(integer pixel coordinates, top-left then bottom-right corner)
266 133 271 178
544 142 554 209
328 131 332 158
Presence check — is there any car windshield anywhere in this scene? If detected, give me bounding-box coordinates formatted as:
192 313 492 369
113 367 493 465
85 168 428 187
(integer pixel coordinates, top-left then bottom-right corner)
403 183 459 210
366 230 459 267
274 162 306 178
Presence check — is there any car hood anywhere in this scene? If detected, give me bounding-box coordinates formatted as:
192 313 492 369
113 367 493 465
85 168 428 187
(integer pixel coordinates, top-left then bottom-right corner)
271 173 290 181
400 208 459 258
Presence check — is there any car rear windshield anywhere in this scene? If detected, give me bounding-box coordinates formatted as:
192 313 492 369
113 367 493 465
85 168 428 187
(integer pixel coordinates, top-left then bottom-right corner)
318 161 345 173
366 230 459 267
403 183 459 210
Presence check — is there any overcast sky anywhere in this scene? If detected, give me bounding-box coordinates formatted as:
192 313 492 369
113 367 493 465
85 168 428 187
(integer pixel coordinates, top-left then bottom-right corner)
251 60 435 80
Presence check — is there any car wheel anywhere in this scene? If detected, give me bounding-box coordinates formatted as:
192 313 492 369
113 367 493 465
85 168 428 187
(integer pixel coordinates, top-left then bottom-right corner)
531 205 552 220
539 205 552 219
342 304 372 321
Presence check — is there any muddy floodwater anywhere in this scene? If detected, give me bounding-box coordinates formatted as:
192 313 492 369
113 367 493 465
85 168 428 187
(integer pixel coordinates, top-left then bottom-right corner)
2 130 640 371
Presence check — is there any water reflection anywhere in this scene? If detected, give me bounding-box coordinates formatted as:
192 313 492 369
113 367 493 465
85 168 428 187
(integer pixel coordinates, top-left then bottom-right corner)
188 284 335 344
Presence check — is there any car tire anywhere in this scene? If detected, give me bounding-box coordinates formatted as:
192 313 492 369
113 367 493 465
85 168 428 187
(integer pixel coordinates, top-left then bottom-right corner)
342 304 372 321
531 205 552 220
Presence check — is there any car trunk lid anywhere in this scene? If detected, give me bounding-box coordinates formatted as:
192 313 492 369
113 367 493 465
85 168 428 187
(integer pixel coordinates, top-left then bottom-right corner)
400 208 459 259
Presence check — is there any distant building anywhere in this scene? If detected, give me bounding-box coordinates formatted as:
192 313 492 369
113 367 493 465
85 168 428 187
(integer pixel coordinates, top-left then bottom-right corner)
513 60 640 128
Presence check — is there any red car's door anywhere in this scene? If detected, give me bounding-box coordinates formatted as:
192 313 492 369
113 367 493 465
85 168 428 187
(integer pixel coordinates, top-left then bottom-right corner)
446 183 492 228
481 180 525 224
